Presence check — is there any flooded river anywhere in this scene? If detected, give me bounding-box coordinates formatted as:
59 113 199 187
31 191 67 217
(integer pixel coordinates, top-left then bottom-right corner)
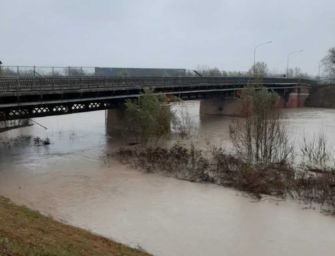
0 102 335 256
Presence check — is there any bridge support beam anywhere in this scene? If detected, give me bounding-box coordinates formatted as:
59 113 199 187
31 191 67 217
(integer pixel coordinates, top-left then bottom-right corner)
200 97 243 116
286 87 310 108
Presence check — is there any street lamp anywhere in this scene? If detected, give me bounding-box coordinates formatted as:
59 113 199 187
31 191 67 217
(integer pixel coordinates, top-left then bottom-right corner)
318 61 323 79
253 41 272 74
286 50 303 78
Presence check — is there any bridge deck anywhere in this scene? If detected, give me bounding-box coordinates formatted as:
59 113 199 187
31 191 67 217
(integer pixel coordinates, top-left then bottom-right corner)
0 76 314 120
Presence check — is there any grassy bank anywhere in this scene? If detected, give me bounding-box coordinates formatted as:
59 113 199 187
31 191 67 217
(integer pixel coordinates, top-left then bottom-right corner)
0 196 150 256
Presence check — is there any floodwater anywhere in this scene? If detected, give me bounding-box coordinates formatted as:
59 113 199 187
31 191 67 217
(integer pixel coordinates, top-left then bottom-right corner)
0 102 335 256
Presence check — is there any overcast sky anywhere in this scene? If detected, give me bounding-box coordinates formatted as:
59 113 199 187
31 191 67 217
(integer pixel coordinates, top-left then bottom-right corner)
1 0 334 75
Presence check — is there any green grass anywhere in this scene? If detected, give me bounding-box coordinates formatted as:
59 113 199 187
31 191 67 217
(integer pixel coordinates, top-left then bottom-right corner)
0 196 151 256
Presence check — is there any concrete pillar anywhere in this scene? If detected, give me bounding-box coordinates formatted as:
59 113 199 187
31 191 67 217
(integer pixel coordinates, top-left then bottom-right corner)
200 97 243 116
105 108 125 136
286 87 310 108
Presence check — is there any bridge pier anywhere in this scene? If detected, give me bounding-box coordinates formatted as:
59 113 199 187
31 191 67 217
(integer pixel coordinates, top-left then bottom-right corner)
200 97 243 116
105 108 125 136
286 87 310 108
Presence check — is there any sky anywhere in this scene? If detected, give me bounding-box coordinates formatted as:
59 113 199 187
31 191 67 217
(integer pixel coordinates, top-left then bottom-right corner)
1 0 334 75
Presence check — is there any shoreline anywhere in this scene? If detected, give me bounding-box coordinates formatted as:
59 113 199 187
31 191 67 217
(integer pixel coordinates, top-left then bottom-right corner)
0 196 151 256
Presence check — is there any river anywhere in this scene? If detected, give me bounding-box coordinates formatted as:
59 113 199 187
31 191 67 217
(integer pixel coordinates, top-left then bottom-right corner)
0 102 335 256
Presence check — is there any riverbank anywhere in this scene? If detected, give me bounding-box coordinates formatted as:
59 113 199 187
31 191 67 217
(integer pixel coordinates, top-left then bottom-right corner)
305 85 335 108
0 196 150 256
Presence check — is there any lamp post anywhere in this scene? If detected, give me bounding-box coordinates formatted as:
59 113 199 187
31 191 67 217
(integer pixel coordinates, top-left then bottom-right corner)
318 61 323 79
286 50 303 78
253 41 272 74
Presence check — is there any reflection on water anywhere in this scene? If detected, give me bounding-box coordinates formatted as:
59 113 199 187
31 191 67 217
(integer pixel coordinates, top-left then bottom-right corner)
1 102 335 256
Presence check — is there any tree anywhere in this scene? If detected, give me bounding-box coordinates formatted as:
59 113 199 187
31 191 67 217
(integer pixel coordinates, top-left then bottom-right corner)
64 67 86 76
322 47 335 78
287 67 310 79
124 89 173 143
229 84 292 164
249 62 268 77
195 66 224 76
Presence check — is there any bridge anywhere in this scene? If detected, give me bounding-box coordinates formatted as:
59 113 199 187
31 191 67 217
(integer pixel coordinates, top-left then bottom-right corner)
0 74 314 121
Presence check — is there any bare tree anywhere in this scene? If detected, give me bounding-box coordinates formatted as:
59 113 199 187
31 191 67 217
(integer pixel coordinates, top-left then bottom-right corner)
249 62 268 77
229 84 293 164
287 67 308 78
64 67 86 76
195 66 224 76
300 133 331 170
322 47 335 78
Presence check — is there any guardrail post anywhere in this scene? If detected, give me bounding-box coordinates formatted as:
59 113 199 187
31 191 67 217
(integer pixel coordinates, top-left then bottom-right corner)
32 65 36 90
67 67 70 89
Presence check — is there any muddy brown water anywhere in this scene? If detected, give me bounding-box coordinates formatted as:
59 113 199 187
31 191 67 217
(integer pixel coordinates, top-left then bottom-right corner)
0 102 335 256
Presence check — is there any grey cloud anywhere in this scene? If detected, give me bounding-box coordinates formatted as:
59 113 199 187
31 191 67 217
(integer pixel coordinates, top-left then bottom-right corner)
1 0 334 75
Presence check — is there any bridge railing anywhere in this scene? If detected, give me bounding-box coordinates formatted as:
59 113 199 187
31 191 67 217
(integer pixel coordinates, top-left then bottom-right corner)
0 65 318 93
0 75 316 94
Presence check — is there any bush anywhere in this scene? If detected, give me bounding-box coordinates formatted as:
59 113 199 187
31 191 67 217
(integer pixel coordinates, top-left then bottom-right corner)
124 89 173 143
229 84 293 164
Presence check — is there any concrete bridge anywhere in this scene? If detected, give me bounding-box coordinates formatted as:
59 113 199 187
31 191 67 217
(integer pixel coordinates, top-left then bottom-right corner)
0 75 314 122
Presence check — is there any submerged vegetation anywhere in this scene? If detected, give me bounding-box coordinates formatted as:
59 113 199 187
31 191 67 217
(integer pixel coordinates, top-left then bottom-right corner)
0 196 150 256
0 135 51 148
114 142 335 213
300 133 331 171
114 84 335 214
